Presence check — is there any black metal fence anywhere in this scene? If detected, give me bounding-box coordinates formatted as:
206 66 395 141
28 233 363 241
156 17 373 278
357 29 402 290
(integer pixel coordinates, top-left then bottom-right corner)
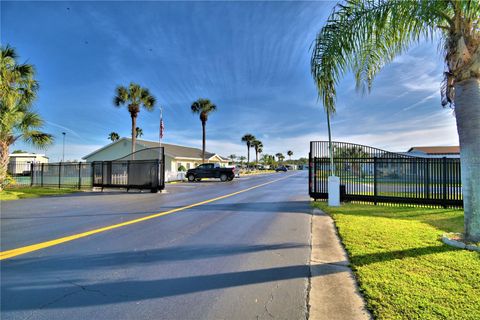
7 162 35 186
8 159 164 193
92 159 164 192
32 162 93 188
309 141 462 208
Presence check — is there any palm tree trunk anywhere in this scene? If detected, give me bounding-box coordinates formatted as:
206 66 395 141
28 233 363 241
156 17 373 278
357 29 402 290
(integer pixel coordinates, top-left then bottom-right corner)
0 140 10 190
202 121 206 163
255 150 258 166
326 109 334 176
455 78 480 242
247 144 250 166
131 115 137 160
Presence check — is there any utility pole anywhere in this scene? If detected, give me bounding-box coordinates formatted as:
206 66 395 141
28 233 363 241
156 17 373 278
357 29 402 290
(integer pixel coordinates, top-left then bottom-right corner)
62 132 66 162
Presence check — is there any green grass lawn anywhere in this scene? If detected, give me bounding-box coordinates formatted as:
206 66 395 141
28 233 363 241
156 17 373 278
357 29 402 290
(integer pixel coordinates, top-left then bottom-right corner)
0 187 80 201
313 202 480 319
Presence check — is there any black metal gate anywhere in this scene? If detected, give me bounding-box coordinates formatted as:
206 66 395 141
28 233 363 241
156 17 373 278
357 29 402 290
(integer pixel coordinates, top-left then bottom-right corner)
309 141 462 208
92 158 165 192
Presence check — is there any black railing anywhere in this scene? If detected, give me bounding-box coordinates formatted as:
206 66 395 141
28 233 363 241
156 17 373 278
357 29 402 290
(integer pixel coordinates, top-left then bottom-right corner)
12 158 166 193
31 162 92 188
92 158 165 192
309 141 462 208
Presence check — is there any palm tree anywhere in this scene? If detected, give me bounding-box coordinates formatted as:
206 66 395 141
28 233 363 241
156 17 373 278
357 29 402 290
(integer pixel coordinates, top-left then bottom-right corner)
239 156 246 167
113 82 155 155
276 153 284 163
108 132 120 142
191 98 217 163
135 127 143 138
287 150 293 162
311 1 480 241
229 154 237 165
252 140 263 166
0 45 53 189
241 134 256 166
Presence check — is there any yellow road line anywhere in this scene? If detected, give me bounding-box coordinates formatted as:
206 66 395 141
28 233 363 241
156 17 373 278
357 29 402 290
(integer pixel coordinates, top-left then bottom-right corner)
0 174 294 261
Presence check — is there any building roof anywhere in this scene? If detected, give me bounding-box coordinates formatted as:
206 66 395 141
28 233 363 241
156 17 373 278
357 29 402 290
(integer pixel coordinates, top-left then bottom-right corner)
9 153 48 159
137 139 229 161
407 146 460 155
83 138 229 161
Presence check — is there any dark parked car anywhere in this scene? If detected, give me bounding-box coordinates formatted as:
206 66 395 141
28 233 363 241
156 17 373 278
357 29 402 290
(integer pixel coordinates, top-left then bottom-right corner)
186 163 235 182
275 165 288 172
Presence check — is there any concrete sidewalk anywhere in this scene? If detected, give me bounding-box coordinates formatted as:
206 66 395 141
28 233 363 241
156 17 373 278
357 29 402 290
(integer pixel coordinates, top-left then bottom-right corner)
308 207 371 320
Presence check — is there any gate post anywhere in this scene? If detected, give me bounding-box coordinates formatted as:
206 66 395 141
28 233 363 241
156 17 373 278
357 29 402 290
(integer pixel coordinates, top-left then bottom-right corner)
30 163 34 186
91 162 95 190
424 158 430 201
161 152 165 190
126 160 130 192
58 162 62 188
41 163 44 187
78 163 82 189
373 157 378 205
443 157 447 208
308 152 312 197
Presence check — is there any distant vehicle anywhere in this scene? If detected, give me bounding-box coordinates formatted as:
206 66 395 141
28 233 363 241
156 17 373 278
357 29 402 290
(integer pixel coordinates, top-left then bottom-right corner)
275 165 288 172
186 163 235 182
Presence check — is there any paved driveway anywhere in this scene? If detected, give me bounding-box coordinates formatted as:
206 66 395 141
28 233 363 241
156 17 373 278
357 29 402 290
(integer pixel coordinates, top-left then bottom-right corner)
1 171 311 319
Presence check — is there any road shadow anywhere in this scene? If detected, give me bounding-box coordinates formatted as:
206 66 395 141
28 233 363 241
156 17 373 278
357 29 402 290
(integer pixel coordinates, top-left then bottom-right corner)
0 201 311 220
3 243 307 274
1 263 329 311
196 201 311 215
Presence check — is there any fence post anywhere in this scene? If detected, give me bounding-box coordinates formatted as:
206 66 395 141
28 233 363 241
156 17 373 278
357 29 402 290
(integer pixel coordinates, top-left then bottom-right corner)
41 163 44 187
30 163 34 186
78 163 82 189
58 162 62 188
162 152 165 190
443 157 447 208
101 162 105 192
91 162 95 189
373 157 378 205
308 152 312 196
424 159 430 201
126 160 130 192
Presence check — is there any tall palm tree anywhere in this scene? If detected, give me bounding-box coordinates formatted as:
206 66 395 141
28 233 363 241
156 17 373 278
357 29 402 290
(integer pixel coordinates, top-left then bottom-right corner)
191 98 217 163
0 45 53 189
287 150 293 161
229 154 237 164
252 140 263 166
239 156 246 167
135 127 143 138
311 0 480 241
276 153 284 163
108 132 120 142
113 82 155 155
241 134 256 166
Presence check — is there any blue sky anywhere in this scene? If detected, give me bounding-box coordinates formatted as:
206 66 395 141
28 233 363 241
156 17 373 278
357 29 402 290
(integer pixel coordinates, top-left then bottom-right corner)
2 0 458 161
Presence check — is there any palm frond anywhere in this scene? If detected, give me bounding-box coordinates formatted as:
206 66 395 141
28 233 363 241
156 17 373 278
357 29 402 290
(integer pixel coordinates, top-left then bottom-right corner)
191 98 216 114
113 86 128 106
18 111 43 132
22 131 54 148
311 0 453 112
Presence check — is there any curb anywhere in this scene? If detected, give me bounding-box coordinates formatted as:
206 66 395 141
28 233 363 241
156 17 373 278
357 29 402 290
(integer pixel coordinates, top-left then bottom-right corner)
441 234 480 252
308 206 371 320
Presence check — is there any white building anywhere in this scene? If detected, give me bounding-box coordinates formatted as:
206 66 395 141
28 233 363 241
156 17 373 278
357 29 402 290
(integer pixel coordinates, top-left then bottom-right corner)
8 153 49 175
82 138 230 181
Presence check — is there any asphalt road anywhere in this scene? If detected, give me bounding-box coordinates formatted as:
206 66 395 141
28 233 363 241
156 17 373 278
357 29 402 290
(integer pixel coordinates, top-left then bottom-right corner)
1 171 311 320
